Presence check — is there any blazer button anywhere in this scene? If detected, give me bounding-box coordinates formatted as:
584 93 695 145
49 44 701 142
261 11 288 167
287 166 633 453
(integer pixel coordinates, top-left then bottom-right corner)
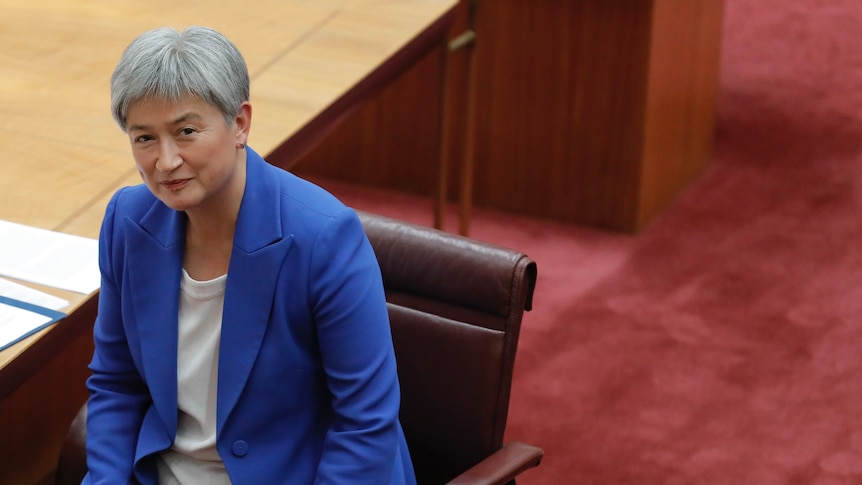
232 440 249 457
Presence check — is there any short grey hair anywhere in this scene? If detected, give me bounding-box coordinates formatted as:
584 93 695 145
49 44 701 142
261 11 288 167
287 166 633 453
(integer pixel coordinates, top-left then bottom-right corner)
110 26 250 130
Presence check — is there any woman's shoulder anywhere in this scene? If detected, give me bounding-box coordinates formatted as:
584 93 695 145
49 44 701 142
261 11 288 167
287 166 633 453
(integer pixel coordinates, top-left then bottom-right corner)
112 184 156 207
106 184 158 218
253 154 350 218
280 171 344 212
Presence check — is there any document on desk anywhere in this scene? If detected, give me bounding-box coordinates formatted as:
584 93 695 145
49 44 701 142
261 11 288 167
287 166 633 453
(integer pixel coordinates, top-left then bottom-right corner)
0 219 99 294
0 277 69 311
0 295 66 352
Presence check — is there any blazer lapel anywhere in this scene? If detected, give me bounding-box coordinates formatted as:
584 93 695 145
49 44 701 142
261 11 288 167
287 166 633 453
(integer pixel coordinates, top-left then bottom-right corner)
217 150 293 432
124 201 185 438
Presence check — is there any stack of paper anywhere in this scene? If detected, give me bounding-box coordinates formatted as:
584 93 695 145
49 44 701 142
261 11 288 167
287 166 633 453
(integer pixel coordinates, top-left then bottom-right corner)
0 220 99 294
0 293 66 351
0 219 99 351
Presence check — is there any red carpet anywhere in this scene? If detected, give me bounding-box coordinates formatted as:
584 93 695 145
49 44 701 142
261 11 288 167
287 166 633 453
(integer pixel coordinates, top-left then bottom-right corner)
308 0 862 482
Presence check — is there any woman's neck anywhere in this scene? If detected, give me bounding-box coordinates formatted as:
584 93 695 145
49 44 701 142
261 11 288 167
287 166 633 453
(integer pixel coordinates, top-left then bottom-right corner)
183 199 244 281
183 217 235 280
182 154 246 280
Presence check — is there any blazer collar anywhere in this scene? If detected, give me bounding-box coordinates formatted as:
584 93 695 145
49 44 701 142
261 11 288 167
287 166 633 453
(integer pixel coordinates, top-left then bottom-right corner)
233 147 284 253
124 203 184 437
217 148 294 431
126 147 293 436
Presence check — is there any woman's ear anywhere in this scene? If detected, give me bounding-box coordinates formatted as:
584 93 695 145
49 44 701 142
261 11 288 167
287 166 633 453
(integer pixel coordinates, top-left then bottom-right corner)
234 101 252 147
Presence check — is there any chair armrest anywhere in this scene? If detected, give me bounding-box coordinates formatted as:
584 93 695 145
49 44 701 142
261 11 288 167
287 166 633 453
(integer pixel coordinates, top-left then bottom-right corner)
447 441 544 485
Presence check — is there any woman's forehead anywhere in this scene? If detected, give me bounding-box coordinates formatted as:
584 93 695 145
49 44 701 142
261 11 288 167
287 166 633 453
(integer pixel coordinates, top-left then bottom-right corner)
126 96 219 127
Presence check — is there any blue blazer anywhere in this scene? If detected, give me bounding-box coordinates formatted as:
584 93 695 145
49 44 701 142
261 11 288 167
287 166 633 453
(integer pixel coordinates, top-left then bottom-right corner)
84 148 415 484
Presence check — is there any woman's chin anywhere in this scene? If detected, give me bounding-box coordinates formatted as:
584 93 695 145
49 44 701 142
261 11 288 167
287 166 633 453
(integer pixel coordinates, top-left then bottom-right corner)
157 193 198 212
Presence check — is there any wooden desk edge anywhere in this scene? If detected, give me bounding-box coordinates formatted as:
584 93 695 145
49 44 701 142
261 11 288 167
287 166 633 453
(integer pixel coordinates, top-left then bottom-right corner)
0 292 98 398
267 3 457 168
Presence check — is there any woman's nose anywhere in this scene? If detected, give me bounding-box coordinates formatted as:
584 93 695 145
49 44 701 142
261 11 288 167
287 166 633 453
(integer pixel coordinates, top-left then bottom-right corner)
155 141 182 173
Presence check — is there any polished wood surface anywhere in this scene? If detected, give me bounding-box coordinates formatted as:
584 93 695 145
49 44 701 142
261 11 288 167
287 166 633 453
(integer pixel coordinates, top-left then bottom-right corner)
638 0 725 229
467 0 725 232
295 0 725 233
289 50 446 199
475 0 724 232
0 1 456 482
290 1 468 226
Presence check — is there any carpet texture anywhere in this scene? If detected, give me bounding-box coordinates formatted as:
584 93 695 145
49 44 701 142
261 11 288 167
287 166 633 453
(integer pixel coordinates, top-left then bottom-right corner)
310 0 862 482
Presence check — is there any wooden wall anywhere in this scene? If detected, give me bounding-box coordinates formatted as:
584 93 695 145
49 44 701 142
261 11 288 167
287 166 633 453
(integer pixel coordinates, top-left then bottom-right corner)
288 2 469 204
0 297 95 485
287 0 726 233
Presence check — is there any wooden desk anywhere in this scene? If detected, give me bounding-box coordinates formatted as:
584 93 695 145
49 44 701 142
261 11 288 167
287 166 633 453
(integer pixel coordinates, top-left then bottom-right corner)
0 1 455 482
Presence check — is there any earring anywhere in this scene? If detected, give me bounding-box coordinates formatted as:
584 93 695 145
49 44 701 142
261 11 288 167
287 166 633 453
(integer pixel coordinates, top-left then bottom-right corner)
236 142 246 149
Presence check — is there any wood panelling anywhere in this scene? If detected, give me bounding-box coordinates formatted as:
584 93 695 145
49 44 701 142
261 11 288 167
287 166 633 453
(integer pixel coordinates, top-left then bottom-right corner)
472 1 654 231
291 45 446 198
468 0 725 232
293 0 725 233
639 0 725 229
0 297 95 485
290 2 473 209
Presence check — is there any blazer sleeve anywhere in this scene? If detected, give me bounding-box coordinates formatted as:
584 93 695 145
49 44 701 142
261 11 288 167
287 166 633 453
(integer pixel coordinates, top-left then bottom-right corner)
83 189 150 484
309 208 402 484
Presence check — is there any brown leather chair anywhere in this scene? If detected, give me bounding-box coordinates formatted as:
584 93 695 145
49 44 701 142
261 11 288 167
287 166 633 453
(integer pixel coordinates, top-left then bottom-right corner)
358 211 542 484
55 211 542 484
55 404 87 485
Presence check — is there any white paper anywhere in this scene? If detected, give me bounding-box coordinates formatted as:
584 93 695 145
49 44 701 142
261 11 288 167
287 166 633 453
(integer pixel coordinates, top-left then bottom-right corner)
0 277 69 311
0 300 57 350
0 220 99 294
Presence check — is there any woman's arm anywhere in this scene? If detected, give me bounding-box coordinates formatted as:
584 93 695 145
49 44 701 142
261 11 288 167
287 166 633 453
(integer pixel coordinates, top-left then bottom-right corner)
309 208 403 483
83 190 150 483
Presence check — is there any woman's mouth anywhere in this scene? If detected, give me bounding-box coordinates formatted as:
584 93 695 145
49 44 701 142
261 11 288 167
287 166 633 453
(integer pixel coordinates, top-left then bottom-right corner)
161 178 190 191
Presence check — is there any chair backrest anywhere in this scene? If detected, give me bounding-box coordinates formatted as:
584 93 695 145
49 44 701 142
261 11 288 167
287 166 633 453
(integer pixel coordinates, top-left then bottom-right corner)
357 212 537 484
55 401 87 485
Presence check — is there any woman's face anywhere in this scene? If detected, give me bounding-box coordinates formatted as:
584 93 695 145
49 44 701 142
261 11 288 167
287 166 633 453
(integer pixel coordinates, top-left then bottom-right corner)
125 96 250 215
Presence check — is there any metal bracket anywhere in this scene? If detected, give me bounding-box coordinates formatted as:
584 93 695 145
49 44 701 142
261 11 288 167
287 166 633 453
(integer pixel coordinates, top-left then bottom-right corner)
448 29 476 52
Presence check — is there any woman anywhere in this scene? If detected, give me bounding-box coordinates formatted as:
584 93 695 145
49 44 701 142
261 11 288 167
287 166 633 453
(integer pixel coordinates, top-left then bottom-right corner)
84 26 415 484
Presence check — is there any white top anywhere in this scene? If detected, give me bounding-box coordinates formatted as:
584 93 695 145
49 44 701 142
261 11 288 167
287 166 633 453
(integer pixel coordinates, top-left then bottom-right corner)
156 269 231 485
